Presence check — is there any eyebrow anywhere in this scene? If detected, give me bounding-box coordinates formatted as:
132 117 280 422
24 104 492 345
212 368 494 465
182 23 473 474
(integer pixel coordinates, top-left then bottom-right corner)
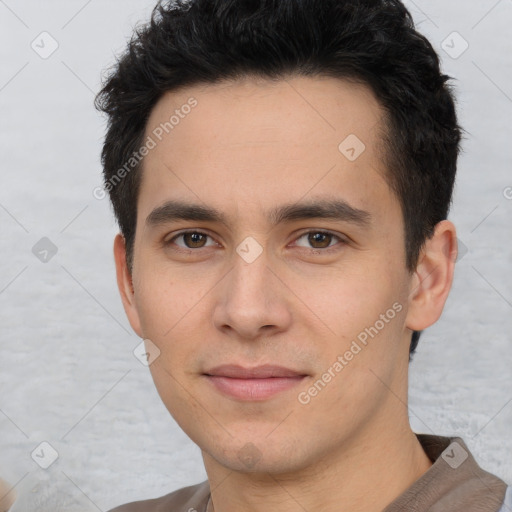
145 198 372 228
269 199 371 227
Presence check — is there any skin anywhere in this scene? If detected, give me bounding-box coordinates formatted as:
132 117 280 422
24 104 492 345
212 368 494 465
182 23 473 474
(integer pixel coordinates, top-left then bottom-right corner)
114 75 458 512
0 478 15 512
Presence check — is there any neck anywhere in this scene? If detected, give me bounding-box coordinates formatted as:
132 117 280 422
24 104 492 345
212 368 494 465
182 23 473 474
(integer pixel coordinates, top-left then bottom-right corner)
203 422 432 512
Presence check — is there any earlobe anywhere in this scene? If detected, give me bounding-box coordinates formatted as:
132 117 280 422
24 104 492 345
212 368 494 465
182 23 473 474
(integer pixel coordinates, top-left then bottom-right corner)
113 234 143 337
405 220 458 332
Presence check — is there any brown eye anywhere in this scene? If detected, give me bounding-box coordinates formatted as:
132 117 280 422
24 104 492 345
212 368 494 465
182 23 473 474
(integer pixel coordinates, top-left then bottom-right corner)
182 232 208 248
308 232 332 249
294 231 345 251
167 231 216 249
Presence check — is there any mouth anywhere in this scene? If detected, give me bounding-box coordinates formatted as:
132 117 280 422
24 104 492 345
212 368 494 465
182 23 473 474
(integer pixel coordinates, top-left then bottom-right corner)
203 364 308 401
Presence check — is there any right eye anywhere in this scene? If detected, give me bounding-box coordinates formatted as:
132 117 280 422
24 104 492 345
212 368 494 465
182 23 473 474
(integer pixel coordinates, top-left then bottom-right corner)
166 230 218 249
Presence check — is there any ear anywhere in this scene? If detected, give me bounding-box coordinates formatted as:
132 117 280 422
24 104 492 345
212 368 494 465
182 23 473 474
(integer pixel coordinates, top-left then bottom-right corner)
405 220 458 331
113 234 143 338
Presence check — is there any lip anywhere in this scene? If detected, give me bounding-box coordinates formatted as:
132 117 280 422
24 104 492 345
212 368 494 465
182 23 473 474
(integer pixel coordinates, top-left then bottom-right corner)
203 364 308 401
205 364 306 378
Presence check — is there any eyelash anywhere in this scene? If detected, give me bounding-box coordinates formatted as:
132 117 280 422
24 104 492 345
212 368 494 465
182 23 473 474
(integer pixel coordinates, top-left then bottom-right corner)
164 229 346 253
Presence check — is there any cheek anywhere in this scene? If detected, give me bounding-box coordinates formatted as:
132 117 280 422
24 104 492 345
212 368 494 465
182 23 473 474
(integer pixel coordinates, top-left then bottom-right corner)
134 267 194 336
312 262 402 327
297 288 407 431
304 263 408 383
134 269 212 370
147 359 206 442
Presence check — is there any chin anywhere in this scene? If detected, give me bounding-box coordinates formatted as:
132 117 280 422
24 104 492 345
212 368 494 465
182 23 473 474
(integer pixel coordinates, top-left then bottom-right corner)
203 434 316 475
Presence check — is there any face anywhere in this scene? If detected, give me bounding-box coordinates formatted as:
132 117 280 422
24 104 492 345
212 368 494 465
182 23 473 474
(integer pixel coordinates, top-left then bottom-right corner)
116 75 433 475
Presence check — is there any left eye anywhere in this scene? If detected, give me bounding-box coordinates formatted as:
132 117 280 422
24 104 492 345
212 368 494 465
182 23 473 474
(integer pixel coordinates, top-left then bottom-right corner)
294 231 342 250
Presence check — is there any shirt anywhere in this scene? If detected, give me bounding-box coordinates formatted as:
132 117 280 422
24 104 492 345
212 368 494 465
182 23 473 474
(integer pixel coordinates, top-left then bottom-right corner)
108 434 510 512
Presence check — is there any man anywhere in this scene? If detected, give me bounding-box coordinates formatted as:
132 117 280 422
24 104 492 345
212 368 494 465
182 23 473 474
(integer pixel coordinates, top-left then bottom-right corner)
96 0 511 510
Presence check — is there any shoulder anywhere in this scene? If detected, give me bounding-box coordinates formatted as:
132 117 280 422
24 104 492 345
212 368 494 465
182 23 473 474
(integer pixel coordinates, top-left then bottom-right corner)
107 480 210 512
385 434 510 511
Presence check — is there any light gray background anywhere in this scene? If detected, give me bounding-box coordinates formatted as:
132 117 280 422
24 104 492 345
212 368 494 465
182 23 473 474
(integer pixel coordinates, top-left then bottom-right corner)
0 1 511 510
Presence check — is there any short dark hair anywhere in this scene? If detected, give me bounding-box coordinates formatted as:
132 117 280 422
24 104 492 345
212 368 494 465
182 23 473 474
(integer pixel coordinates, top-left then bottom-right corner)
95 0 462 356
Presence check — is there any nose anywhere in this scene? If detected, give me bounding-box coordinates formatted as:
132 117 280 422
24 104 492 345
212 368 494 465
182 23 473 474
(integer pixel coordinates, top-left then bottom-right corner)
212 248 293 341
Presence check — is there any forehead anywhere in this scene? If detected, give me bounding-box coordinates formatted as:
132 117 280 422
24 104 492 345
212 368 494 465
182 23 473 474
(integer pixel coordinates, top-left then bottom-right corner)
146 74 385 152
138 75 395 225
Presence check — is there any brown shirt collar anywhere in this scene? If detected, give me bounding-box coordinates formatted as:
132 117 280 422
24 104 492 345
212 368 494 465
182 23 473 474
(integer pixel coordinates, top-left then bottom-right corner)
383 434 507 512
